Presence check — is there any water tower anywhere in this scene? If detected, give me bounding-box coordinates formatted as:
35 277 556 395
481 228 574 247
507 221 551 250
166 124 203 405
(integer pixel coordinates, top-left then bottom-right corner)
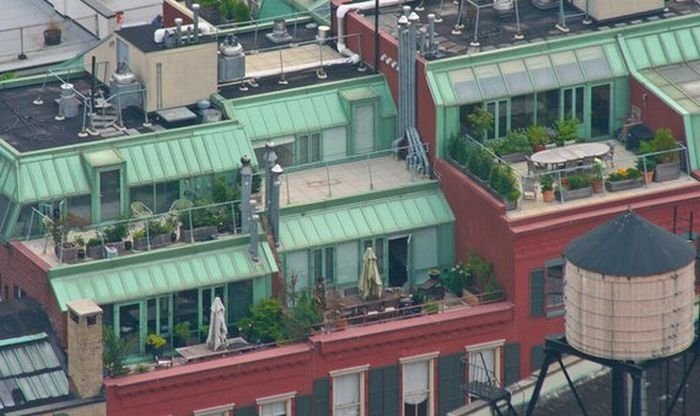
526 210 698 416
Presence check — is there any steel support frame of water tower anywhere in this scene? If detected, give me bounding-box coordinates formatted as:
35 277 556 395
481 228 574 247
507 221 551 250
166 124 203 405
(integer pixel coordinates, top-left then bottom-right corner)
525 335 700 416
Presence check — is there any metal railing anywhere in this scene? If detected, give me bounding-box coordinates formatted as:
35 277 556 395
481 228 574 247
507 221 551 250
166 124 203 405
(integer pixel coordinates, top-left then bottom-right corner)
21 197 257 264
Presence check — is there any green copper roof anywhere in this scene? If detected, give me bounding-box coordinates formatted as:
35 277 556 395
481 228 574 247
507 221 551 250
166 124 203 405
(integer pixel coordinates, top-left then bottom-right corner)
50 238 278 311
0 121 255 203
623 26 700 70
278 187 454 252
221 76 396 142
258 0 296 19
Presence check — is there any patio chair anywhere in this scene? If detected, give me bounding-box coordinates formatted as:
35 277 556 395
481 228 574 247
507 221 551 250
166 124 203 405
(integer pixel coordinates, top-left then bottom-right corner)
130 201 153 218
168 199 194 215
521 176 537 201
605 140 616 168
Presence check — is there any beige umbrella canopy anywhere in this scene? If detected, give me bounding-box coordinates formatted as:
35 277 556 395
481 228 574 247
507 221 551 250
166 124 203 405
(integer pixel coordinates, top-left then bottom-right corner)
206 296 228 351
359 247 383 300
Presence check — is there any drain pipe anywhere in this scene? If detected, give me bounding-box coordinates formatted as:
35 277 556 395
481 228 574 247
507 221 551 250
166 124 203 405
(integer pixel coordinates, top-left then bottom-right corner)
269 164 283 247
249 201 259 262
192 3 200 43
240 155 252 233
336 0 405 59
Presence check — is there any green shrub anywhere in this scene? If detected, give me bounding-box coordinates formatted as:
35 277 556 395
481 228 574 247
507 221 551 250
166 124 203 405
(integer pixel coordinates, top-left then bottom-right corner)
447 134 469 165
102 221 129 242
527 124 550 148
489 164 520 202
285 293 322 341
467 146 496 181
174 322 192 345
423 302 439 314
554 118 578 146
103 326 130 376
466 252 494 289
444 262 472 296
219 0 236 20
540 174 554 191
239 299 286 343
488 130 532 156
651 128 679 163
565 174 591 190
233 0 250 22
467 107 494 141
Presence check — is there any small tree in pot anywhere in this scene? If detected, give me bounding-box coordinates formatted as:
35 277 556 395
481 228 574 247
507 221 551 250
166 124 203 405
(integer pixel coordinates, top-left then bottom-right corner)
540 174 555 202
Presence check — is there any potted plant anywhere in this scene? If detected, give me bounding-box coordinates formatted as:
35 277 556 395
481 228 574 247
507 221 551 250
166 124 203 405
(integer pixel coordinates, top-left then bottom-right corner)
173 322 192 348
179 202 220 242
556 174 593 201
86 237 104 259
636 153 656 184
74 236 86 260
444 262 472 297
527 124 550 152
423 301 439 314
554 118 579 147
46 217 79 263
43 19 62 46
134 220 177 250
102 221 129 254
591 158 605 193
488 130 533 163
200 324 209 343
467 107 494 141
650 129 681 182
146 333 167 359
606 167 644 192
488 164 520 210
540 174 555 202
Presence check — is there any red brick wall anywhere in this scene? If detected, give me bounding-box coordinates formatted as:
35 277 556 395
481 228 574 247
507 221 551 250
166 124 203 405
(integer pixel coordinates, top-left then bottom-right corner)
435 160 516 299
0 242 66 346
105 303 514 415
630 77 686 143
163 0 193 27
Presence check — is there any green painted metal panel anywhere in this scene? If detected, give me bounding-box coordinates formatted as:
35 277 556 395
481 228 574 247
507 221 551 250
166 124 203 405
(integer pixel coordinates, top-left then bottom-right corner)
624 37 651 69
296 395 312 416
438 353 464 416
675 29 700 61
659 32 683 64
312 377 329 416
530 344 545 373
280 189 454 252
382 365 399 416
530 269 545 317
504 343 521 386
235 405 256 416
643 35 667 67
603 44 628 77
50 241 277 310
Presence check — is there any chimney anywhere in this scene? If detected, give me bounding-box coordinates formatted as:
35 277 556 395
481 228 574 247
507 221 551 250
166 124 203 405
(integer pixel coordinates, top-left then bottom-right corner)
192 3 201 43
269 163 284 247
249 203 260 262
174 18 183 45
263 142 278 213
240 155 253 232
66 299 103 398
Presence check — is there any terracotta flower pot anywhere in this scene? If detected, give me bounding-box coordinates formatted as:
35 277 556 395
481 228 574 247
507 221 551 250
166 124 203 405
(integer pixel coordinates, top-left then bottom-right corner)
592 180 603 193
542 189 555 203
644 171 654 185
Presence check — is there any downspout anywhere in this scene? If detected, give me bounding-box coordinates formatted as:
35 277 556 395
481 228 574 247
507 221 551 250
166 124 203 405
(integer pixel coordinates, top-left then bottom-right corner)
336 0 405 58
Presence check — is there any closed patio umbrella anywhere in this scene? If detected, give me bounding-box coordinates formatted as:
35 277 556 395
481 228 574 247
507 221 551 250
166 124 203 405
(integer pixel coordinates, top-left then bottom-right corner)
206 296 228 351
359 247 383 300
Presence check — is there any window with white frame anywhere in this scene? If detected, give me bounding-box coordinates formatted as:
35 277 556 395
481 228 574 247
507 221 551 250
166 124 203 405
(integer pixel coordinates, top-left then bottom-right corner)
401 353 437 416
465 341 504 403
258 392 295 416
331 365 368 416
193 403 234 416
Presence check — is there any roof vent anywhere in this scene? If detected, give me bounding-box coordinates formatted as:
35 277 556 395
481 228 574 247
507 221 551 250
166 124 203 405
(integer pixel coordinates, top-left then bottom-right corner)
266 19 293 44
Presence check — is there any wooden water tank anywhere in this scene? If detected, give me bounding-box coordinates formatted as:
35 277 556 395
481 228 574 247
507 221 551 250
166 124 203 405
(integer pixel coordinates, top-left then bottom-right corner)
564 211 696 361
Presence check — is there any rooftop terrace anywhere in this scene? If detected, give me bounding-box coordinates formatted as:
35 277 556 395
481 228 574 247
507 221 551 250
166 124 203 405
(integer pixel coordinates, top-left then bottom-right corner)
366 0 700 59
0 0 97 73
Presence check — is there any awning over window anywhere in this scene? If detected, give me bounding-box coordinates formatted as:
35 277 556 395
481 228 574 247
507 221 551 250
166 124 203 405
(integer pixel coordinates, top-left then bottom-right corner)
432 44 627 106
50 240 278 311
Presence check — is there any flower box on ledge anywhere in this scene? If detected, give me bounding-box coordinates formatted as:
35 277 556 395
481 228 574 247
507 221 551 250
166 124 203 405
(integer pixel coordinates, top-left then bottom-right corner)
606 178 644 192
556 186 593 201
654 161 681 182
180 225 218 242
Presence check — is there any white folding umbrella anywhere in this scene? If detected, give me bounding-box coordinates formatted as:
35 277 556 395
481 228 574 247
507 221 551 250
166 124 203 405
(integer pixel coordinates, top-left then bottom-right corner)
359 247 383 300
206 296 228 351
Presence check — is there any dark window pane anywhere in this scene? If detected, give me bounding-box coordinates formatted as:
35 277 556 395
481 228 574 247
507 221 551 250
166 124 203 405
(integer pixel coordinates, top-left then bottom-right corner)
459 103 482 135
563 89 573 119
155 181 180 213
311 134 321 162
174 289 198 330
511 94 535 131
325 247 334 282
147 298 157 334
313 249 323 280
67 194 91 225
130 185 154 212
298 135 309 164
536 89 560 128
159 296 170 335
498 100 508 138
575 86 585 123
228 280 253 327
375 238 384 274
486 102 496 140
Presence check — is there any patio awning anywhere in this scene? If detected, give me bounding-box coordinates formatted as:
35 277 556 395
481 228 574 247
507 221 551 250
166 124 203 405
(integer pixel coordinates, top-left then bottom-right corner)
50 240 278 311
278 188 454 252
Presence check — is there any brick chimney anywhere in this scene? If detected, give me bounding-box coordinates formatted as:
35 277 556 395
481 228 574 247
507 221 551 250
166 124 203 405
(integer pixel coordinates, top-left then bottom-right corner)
66 299 103 398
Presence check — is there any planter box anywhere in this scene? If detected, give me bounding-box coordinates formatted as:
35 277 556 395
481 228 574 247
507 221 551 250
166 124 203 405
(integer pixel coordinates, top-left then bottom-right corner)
606 178 644 192
500 152 527 163
134 234 173 251
86 245 104 260
504 198 518 211
654 162 681 182
181 225 218 242
557 186 593 201
54 244 79 263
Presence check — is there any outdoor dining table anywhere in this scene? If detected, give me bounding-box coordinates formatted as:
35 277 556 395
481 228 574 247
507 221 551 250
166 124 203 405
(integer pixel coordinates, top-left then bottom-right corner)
530 142 611 169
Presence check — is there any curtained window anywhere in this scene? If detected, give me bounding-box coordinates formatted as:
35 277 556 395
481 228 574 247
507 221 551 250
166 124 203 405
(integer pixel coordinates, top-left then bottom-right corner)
260 401 287 416
257 392 295 416
334 373 361 416
402 357 434 416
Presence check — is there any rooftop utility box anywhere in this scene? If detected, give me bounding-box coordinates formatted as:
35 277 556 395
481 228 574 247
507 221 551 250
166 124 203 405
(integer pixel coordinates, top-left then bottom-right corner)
572 0 664 22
